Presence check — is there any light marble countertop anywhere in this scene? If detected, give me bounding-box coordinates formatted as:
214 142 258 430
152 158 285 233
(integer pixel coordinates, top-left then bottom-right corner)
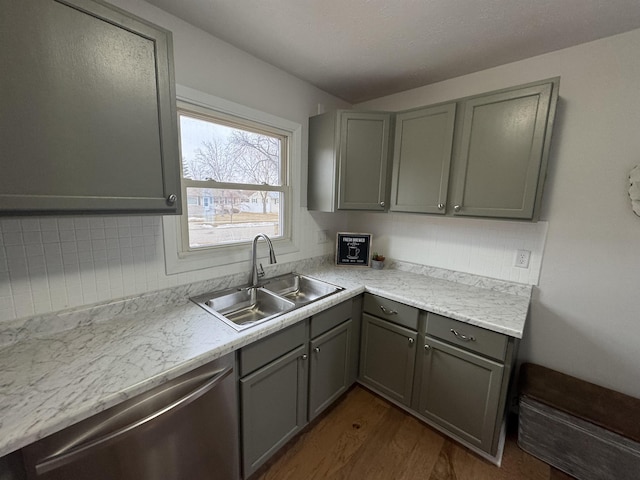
0 262 531 458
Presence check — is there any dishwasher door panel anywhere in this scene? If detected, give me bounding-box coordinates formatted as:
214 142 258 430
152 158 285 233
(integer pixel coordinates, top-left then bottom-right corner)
22 353 239 480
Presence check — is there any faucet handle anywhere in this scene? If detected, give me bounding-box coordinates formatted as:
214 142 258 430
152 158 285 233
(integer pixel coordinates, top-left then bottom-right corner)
258 263 265 278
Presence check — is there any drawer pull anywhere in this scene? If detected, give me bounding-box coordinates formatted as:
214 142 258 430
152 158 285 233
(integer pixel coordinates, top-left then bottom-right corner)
424 344 431 351
379 305 398 315
408 337 415 344
314 347 320 353
450 329 475 342
302 354 308 360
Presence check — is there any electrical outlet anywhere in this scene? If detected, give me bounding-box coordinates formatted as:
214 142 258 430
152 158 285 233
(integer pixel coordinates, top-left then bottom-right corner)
515 249 531 268
316 230 329 244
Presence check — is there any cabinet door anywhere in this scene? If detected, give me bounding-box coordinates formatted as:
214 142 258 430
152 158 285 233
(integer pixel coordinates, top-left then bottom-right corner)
452 81 557 219
338 112 390 210
240 344 308 477
418 336 504 454
309 319 352 421
0 0 180 215
359 313 417 406
390 104 456 214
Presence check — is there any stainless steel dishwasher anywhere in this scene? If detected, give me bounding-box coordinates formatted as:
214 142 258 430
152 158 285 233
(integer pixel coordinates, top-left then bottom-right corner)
21 352 239 480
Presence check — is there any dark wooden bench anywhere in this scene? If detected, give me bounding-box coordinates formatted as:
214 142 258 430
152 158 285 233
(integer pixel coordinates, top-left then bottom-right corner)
517 363 640 480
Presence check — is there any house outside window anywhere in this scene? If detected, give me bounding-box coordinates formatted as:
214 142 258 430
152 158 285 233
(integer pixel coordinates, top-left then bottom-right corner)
177 103 290 250
162 87 301 275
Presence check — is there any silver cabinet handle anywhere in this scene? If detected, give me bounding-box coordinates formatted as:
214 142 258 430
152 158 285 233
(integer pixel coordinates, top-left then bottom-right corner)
35 365 233 475
314 347 320 353
408 337 415 344
453 204 461 212
379 305 398 315
379 201 385 207
167 194 177 205
450 329 475 342
437 203 445 210
302 354 308 360
424 344 431 351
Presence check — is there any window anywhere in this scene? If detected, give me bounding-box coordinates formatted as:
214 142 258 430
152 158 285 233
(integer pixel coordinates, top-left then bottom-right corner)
178 104 290 250
163 86 301 274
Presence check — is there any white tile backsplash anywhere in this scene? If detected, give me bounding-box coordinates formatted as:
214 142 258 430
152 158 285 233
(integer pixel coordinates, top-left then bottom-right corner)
0 216 168 322
348 212 548 286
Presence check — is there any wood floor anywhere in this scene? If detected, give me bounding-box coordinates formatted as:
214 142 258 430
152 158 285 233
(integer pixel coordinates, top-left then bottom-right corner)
253 386 574 480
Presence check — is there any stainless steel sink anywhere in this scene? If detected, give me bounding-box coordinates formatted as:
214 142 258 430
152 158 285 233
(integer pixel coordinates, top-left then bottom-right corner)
263 273 343 307
191 273 343 331
192 287 295 330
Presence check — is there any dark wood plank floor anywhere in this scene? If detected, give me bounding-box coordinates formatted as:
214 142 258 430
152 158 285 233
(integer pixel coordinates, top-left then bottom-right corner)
254 386 574 480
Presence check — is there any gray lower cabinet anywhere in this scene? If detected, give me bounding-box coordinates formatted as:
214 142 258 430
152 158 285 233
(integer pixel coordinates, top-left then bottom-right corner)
390 103 456 214
450 79 559 220
417 336 504 452
309 319 353 420
308 110 391 212
359 294 517 458
239 299 359 478
359 313 418 406
240 344 308 478
0 0 181 215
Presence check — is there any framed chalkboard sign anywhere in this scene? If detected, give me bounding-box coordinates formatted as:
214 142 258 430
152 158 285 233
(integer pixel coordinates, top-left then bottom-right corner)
336 232 372 266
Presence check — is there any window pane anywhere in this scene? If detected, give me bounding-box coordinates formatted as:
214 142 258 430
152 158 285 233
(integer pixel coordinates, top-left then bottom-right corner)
185 187 283 248
179 114 283 186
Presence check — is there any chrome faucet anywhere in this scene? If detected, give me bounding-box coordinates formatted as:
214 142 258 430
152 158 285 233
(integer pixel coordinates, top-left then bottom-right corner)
250 234 277 287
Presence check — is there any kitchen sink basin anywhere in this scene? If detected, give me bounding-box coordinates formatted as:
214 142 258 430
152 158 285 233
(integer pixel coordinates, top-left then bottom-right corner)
191 273 343 331
263 273 343 307
191 287 295 330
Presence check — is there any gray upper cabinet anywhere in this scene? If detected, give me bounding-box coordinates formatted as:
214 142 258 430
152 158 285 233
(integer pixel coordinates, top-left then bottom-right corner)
308 110 391 212
390 104 456 214
450 79 559 220
0 0 181 215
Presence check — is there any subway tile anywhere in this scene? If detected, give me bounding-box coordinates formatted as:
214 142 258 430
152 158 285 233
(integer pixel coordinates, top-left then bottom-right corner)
3 232 24 246
91 240 107 254
73 218 90 229
90 228 105 240
21 219 42 232
59 229 76 242
39 218 59 231
105 238 119 250
75 229 91 241
105 228 119 239
41 230 60 243
27 255 46 270
76 240 92 253
25 244 44 256
103 218 118 228
57 218 75 230
89 218 104 229
77 250 94 263
0 219 21 232
60 242 78 254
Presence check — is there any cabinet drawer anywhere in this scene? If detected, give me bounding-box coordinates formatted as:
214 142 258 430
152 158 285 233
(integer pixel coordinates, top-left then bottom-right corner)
363 293 419 330
426 313 507 361
310 300 352 339
240 321 307 377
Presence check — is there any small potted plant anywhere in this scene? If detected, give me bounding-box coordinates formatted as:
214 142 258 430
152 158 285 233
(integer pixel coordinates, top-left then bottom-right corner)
371 252 385 270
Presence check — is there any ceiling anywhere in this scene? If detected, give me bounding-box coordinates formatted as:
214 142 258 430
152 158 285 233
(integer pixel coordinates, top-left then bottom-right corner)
145 0 640 103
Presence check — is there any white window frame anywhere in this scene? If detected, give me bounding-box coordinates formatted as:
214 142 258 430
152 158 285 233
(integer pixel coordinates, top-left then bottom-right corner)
163 85 301 274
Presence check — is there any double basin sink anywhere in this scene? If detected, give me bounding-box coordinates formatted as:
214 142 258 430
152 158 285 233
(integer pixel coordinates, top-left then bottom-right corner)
191 273 344 331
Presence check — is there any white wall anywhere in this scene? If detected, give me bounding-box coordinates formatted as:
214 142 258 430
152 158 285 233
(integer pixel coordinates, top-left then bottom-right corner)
0 0 349 323
358 29 640 398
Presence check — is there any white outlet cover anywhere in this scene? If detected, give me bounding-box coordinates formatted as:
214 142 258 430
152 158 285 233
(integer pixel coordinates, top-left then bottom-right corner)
630 165 640 217
515 249 531 268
